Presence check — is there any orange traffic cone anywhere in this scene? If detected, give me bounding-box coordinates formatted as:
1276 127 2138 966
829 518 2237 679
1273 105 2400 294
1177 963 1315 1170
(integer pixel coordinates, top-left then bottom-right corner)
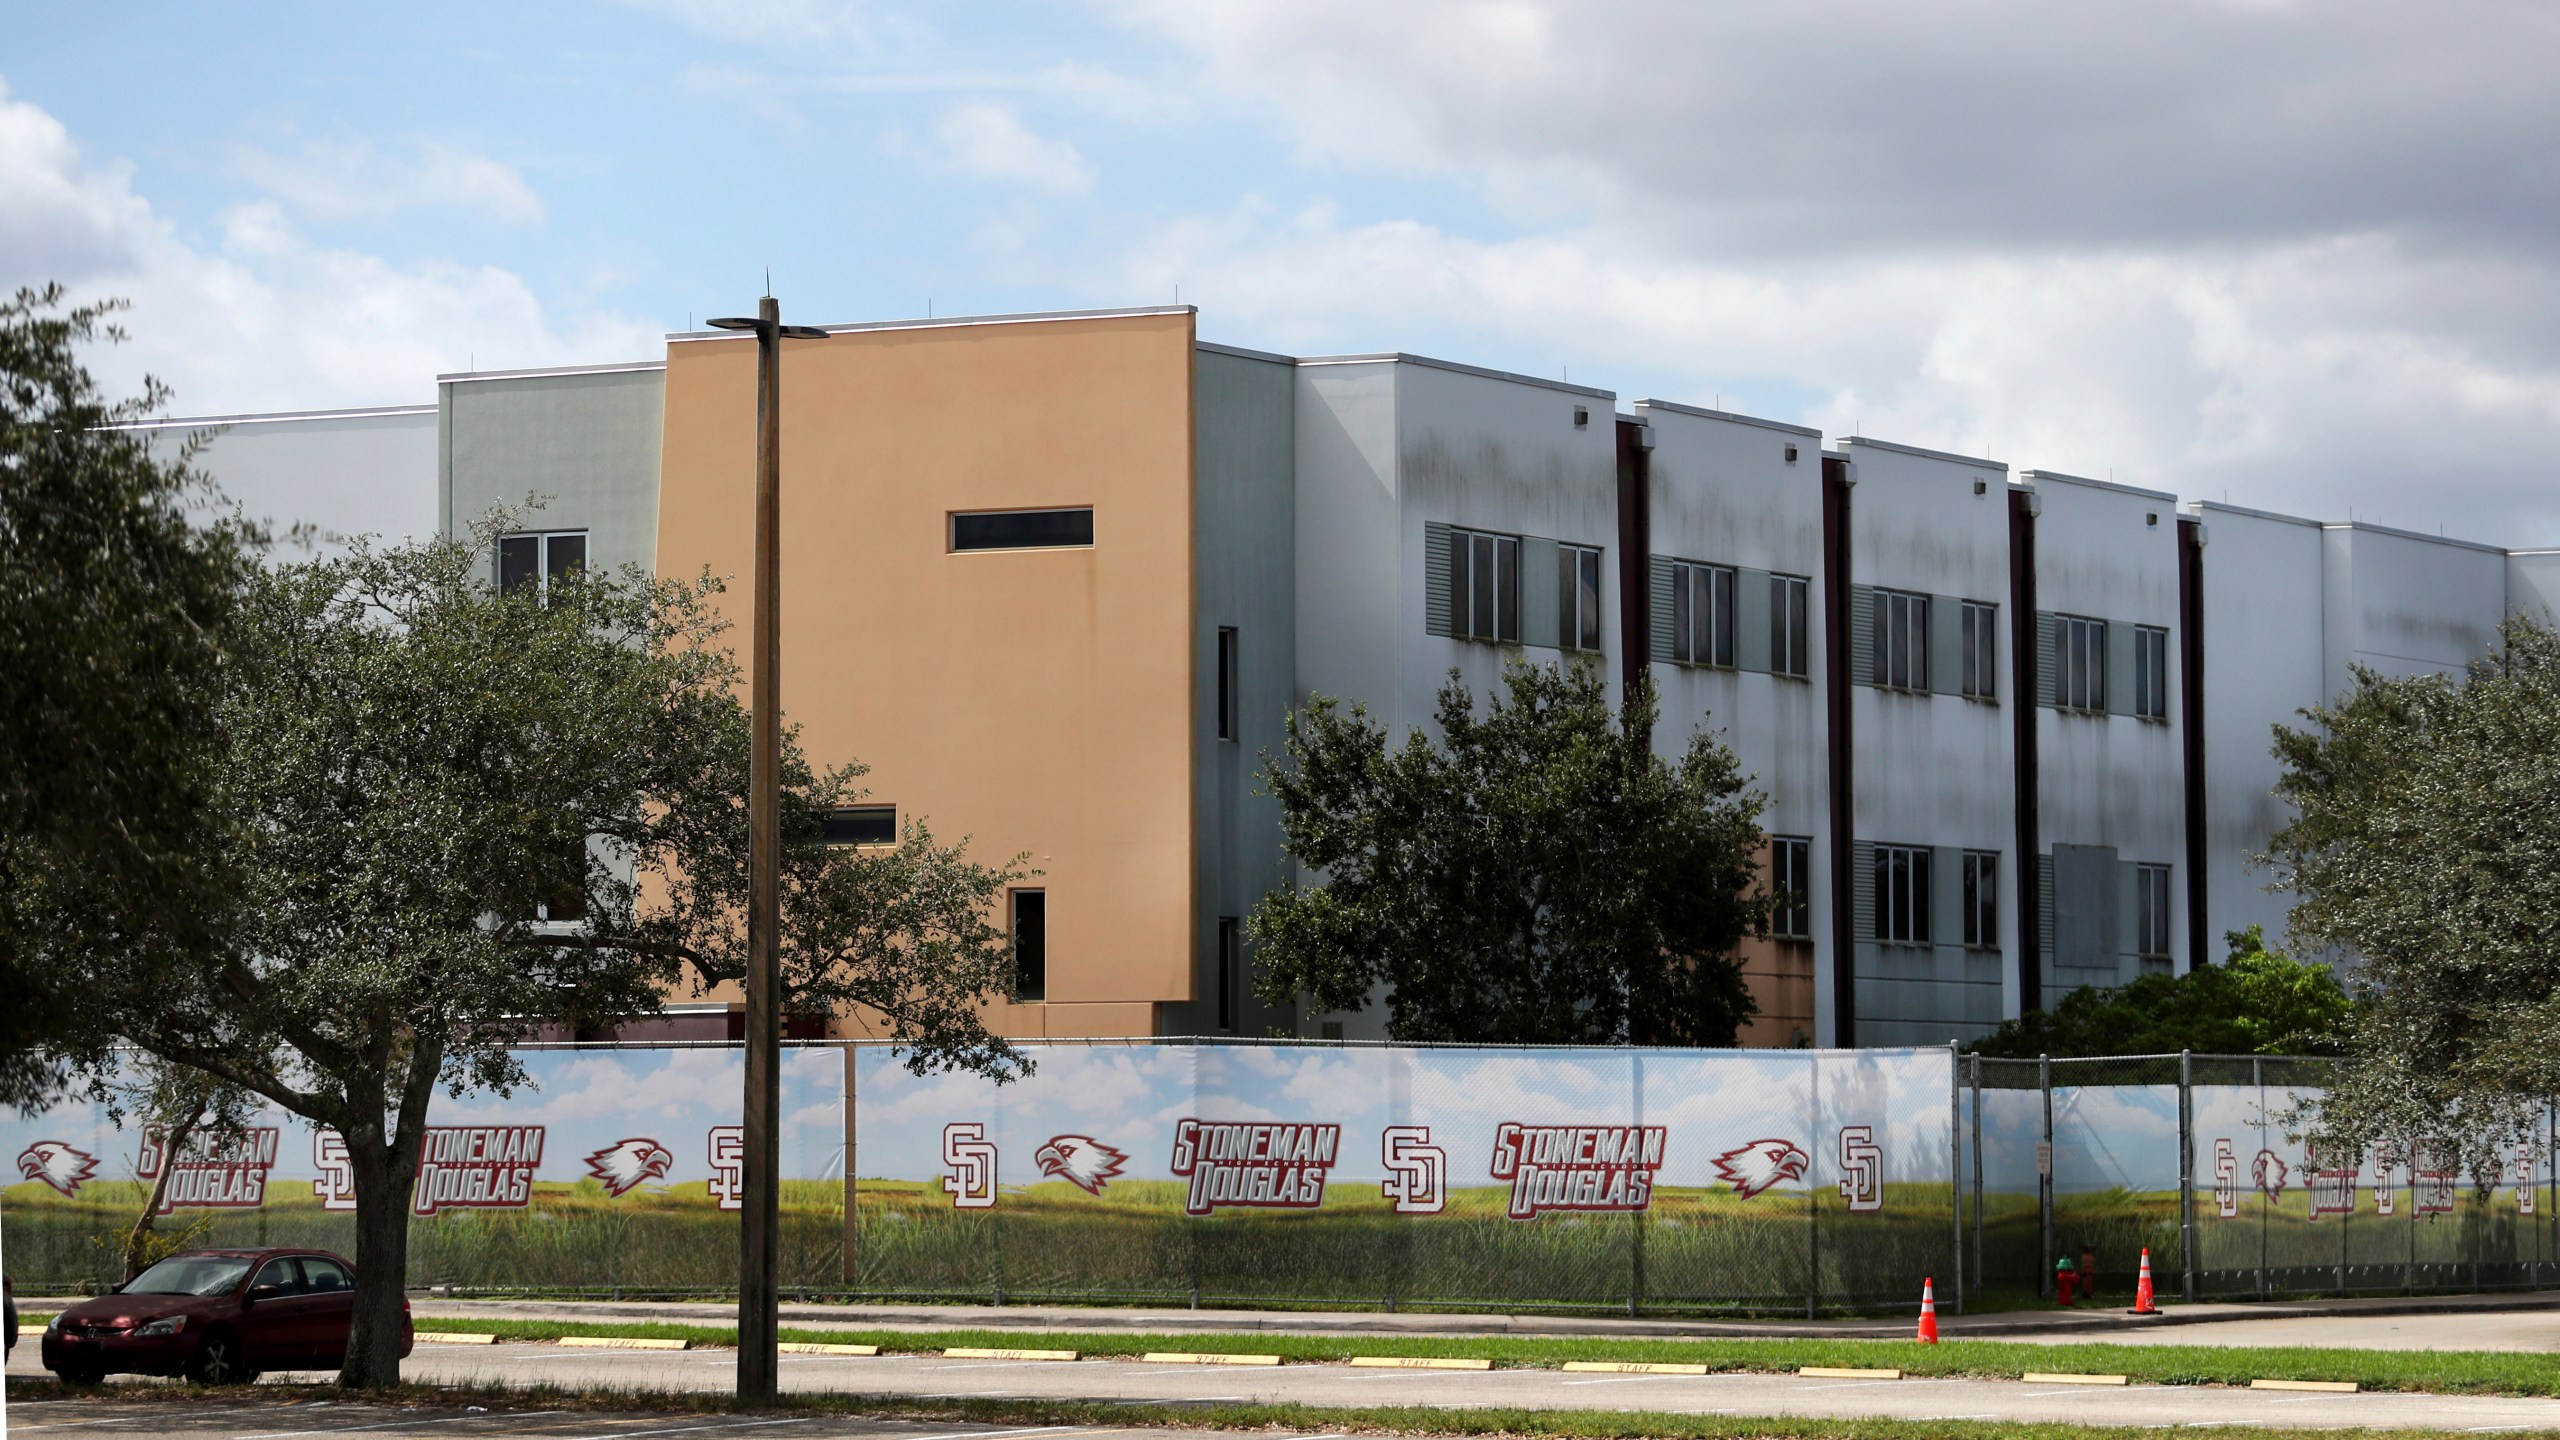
2129 1248 2160 1315
1917 1276 1940 1344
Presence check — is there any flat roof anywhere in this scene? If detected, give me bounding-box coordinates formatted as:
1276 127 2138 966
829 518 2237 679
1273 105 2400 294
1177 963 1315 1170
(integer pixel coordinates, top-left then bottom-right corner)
2017 468 2179 505
666 303 1195 344
1196 340 1297 366
108 403 436 431
1836 434 2009 472
440 360 665 385
1631 397 1821 439
2323 519 2507 556
1296 350 1615 400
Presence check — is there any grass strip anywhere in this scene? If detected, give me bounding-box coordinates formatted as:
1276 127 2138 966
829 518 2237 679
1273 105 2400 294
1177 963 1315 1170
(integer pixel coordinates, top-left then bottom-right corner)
0 1379 2522 1440
408 1313 2560 1396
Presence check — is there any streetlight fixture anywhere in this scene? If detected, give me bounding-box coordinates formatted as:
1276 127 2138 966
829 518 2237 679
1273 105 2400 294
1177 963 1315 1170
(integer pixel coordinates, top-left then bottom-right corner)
705 295 826 1406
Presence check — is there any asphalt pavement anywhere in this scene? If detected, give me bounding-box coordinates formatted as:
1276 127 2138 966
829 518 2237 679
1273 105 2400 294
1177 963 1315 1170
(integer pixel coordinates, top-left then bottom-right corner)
17 1341 2560 1432
2 1401 1184 1439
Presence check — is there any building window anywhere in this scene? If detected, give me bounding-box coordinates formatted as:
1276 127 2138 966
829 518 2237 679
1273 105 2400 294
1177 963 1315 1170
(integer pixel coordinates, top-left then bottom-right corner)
2133 624 2169 720
2136 864 2172 959
1216 627 1239 742
951 508 1094 551
1961 851 1999 948
1216 917 1240 1032
498 530 587 601
1771 574 1811 679
1770 836 1813 940
1672 560 1736 667
1873 589 1930 691
1010 889 1047 1000
822 805 897 846
1560 544 1604 652
1448 528 1520 643
1873 843 1932 945
1961 601 1998 700
2058 615 2107 711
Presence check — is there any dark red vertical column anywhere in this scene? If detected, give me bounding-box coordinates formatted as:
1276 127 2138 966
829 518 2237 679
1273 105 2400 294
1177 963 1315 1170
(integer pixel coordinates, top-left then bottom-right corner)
2008 489 2042 1015
1821 455 1856 1046
2178 515 2209 970
1617 419 1653 722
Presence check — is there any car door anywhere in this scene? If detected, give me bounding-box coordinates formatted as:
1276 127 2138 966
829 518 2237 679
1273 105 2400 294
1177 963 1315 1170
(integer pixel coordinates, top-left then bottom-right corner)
294 1256 358 1365
238 1256 311 1366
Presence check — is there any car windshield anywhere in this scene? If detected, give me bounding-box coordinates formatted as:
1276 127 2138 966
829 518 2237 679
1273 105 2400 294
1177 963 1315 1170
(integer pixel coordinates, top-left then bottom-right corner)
123 1255 255 1296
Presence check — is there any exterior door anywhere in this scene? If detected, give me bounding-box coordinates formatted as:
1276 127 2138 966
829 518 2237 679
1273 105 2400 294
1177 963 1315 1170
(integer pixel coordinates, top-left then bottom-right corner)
238 1257 312 1365
294 1256 358 1365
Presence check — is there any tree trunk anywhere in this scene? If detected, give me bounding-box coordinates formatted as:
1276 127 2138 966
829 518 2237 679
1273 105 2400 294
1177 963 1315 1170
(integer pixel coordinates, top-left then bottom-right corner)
339 1042 441 1389
337 1115 417 1387
123 1108 201 1281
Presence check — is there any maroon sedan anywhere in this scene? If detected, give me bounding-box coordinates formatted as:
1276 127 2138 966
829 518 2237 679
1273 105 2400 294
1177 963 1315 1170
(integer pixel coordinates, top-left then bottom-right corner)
41 1248 411 1385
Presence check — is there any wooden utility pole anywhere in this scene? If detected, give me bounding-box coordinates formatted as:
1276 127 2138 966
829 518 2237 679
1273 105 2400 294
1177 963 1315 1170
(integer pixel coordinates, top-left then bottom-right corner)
707 295 824 1405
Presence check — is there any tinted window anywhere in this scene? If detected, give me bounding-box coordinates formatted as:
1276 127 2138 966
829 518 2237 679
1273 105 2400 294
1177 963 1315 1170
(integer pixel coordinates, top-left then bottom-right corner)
300 1257 353 1293
1012 890 1046 1000
125 1255 255 1296
250 1258 304 1295
545 533 587 584
821 806 897 845
498 535 541 595
952 509 1093 551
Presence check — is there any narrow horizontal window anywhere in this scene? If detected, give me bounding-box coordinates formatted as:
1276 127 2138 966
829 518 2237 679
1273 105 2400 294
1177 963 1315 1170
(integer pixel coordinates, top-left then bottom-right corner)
952 508 1094 551
821 805 897 846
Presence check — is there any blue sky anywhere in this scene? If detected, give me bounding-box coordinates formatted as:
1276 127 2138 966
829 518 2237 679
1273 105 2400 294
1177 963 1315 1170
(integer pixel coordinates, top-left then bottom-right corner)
9 1 2559 540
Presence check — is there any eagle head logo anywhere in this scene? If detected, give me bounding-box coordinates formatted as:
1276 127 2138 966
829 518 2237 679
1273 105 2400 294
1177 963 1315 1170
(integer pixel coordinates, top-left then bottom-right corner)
1714 1138 1809 1200
2253 1149 2290 1197
18 1140 98 1197
584 1137 673 1197
1033 1134 1127 1195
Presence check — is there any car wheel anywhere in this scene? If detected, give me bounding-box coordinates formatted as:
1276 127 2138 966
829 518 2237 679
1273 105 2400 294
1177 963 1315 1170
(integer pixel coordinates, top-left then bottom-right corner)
185 1328 254 1386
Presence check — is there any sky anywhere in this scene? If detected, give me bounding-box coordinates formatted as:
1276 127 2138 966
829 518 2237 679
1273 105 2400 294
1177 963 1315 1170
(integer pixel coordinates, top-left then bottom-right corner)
6 0 2559 541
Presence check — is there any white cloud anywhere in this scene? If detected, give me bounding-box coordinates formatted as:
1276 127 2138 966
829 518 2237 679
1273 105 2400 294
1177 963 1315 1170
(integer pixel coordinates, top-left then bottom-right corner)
0 83 660 416
232 139 547 227
1023 201 2560 542
1059 1 2560 543
920 103 1096 197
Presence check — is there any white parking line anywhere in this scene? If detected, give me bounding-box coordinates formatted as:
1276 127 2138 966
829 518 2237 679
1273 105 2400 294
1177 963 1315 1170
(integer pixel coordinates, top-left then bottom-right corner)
229 1412 562 1439
564 1419 812 1439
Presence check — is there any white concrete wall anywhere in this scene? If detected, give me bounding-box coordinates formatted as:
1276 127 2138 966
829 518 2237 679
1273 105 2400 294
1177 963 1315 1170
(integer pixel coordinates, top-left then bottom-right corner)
2321 524 2507 696
134 405 439 553
1636 399 1830 1041
1290 353 1620 1038
2028 472 2189 985
2195 502 2329 960
2508 552 2560 623
1836 436 2015 1045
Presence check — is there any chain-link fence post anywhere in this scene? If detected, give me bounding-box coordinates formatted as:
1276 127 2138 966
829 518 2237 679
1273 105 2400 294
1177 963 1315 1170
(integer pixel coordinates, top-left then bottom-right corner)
2039 1052 2054 1299
1970 1053 1984 1305
2179 1049 2195 1303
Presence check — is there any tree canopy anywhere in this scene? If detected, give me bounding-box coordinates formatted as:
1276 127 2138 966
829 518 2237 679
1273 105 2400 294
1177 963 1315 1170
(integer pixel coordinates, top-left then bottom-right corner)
1251 661 1770 1045
0 286 251 1108
2268 615 2560 1170
100 527 1030 1386
1966 926 2353 1058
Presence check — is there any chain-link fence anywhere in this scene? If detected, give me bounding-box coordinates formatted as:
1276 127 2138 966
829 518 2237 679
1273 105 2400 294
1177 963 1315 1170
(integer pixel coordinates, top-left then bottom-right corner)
11 1041 2555 1312
1962 1052 2560 1303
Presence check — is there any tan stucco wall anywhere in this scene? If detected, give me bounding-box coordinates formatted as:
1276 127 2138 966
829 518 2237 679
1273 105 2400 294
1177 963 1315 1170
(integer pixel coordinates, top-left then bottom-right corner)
657 311 1199 1037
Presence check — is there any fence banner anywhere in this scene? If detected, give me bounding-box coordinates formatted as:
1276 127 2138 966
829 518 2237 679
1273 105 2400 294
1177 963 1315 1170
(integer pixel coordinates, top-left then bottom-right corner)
2 1046 845 1294
850 1042 1956 1309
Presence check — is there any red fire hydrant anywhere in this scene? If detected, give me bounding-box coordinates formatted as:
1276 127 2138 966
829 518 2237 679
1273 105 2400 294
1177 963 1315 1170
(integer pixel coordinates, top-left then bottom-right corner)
2055 1255 2080 1306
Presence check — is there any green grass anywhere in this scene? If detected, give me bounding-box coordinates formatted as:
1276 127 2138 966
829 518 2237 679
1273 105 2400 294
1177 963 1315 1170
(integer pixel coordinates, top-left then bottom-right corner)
407 1314 2560 1395
4 1380 2544 1440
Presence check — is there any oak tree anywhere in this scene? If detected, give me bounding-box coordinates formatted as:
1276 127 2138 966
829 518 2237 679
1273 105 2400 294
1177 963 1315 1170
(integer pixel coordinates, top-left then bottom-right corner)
109 528 1029 1387
0 286 252 1107
1252 661 1770 1045
2268 615 2560 1174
